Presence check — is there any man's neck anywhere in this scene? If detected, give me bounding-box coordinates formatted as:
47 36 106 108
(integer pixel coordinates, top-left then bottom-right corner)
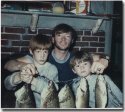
53 47 69 60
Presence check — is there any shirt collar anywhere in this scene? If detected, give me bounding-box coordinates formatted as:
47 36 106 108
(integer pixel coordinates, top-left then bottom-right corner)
51 50 70 64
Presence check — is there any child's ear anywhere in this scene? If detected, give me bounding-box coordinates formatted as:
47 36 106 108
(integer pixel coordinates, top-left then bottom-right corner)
72 69 76 74
29 49 33 55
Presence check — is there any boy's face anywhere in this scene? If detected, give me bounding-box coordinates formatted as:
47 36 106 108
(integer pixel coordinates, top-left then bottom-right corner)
31 49 49 65
73 60 91 77
52 32 72 51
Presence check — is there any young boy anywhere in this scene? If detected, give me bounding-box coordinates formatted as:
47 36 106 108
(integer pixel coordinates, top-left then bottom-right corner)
4 34 59 108
70 51 123 108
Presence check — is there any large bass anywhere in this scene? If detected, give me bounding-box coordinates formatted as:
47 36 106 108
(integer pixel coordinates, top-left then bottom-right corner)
95 75 108 108
15 84 35 108
58 84 75 108
41 81 59 108
75 77 89 108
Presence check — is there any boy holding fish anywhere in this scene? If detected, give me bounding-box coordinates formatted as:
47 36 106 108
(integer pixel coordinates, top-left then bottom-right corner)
70 51 123 108
4 34 59 108
4 24 110 108
4 24 109 88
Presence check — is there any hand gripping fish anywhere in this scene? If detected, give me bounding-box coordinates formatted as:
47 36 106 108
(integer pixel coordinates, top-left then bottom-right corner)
41 81 59 108
15 84 35 108
75 77 89 108
58 84 75 108
95 75 107 108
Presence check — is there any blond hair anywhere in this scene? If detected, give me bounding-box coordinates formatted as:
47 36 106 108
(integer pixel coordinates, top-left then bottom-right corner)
70 51 93 70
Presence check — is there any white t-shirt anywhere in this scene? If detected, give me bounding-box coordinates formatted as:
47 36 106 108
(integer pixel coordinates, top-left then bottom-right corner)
4 55 59 108
24 55 58 82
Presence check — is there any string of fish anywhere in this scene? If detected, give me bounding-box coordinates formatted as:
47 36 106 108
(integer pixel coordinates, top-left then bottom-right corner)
39 75 79 86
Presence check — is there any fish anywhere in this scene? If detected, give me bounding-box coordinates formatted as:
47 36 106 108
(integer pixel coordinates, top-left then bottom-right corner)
41 81 59 108
75 77 89 108
15 84 35 108
95 75 107 108
58 84 75 108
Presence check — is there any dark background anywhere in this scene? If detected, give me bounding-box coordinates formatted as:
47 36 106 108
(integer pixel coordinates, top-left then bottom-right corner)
107 1 123 91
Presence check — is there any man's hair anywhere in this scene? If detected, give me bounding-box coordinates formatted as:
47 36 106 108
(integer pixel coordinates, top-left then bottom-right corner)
29 34 52 52
70 51 93 69
52 23 77 42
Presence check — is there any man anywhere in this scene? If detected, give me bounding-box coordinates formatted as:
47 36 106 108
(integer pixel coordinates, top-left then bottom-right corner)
4 23 109 88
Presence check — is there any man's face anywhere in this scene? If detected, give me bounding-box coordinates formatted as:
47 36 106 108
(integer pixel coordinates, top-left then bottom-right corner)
53 32 72 51
32 49 49 65
73 60 91 77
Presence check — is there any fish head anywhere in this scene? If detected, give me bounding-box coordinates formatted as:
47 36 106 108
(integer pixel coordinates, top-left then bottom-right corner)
48 80 58 92
79 77 88 91
48 80 53 89
41 81 56 97
95 75 107 108
15 86 27 101
96 75 106 85
79 77 87 86
58 84 70 100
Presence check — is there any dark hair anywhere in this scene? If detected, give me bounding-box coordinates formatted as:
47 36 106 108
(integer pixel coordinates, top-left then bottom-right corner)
70 51 93 69
52 23 77 42
29 34 52 52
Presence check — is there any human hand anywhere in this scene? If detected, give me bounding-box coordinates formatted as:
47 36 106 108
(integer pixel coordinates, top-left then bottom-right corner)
20 71 33 84
91 58 108 74
21 64 38 76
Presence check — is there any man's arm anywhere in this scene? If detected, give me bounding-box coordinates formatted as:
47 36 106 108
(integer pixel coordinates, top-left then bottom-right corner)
4 55 31 72
91 53 110 62
90 53 110 74
4 59 27 72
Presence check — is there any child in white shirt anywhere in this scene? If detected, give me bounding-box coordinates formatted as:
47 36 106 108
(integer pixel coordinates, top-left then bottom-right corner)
4 34 59 108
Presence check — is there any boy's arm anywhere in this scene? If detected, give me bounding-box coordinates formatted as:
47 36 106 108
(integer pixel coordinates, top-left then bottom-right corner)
104 75 123 107
4 72 22 90
31 65 59 92
31 76 48 93
48 65 59 82
48 65 59 90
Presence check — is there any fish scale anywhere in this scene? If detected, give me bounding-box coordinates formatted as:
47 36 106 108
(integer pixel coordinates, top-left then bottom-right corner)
95 75 108 108
15 84 35 108
75 77 89 108
41 81 59 108
58 84 75 108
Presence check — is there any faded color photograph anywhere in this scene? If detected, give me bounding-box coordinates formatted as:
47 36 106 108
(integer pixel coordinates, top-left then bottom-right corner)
1 1 123 110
